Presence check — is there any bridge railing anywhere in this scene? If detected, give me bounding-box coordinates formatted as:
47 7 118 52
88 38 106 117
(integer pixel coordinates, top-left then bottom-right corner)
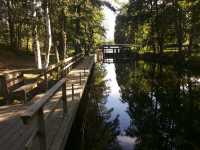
20 64 87 150
0 53 83 103
40 53 83 90
20 77 68 150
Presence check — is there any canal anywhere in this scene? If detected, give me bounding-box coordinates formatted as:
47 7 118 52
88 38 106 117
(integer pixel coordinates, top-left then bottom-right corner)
66 61 200 150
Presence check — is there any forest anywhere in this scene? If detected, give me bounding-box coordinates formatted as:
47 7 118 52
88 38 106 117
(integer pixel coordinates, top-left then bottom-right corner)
0 1 200 150
0 0 114 69
1 0 200 68
115 0 200 54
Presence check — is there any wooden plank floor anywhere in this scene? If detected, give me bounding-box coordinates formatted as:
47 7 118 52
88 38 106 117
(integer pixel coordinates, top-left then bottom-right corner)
0 56 95 150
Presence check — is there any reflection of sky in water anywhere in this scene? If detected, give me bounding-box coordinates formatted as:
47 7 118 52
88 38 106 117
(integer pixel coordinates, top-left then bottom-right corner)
104 64 137 150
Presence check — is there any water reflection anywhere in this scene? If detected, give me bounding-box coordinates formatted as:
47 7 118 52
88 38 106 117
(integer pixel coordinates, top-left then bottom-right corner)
104 64 130 131
104 64 136 150
115 61 200 150
66 61 200 150
66 64 121 150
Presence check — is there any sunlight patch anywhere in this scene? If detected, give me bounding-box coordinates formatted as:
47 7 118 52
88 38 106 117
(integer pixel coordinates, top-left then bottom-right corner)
117 136 138 150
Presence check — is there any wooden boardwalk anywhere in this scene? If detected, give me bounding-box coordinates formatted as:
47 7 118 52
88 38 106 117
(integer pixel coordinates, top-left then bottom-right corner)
0 56 95 150
100 44 138 63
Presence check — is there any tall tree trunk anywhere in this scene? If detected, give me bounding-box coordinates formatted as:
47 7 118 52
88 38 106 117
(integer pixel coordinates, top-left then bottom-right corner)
188 32 193 53
75 4 81 54
188 7 195 54
49 1 60 63
32 0 42 69
54 44 60 63
60 9 67 60
17 22 22 50
62 30 67 59
43 0 52 68
176 20 183 52
7 0 15 50
158 33 164 54
26 37 29 51
173 0 183 52
154 0 160 54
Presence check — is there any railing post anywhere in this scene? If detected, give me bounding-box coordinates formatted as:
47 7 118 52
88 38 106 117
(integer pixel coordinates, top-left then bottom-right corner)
79 72 82 85
57 66 60 80
0 76 9 104
61 63 65 78
84 68 86 77
44 68 48 91
62 82 67 114
113 48 114 58
38 108 47 150
72 84 74 101
103 47 104 63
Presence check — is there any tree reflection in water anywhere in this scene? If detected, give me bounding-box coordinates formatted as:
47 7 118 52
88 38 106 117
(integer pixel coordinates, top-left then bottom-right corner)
115 61 200 150
67 61 200 150
66 64 122 150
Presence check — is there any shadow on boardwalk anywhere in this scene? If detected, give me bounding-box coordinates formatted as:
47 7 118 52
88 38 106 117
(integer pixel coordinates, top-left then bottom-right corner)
0 56 95 150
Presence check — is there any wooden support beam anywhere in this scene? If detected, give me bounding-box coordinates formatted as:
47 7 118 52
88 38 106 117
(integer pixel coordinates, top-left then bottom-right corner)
79 72 82 85
21 78 67 119
38 108 47 150
84 68 86 77
44 69 48 91
72 84 74 101
62 82 67 114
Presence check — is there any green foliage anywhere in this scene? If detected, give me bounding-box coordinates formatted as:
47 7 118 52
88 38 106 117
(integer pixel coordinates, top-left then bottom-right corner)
115 0 200 54
0 0 106 56
115 61 200 149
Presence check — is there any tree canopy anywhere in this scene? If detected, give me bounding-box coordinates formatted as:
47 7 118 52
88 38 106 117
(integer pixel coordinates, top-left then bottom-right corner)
115 0 200 54
0 0 108 68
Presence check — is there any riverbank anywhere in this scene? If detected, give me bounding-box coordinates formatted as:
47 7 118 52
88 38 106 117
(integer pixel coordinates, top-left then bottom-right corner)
137 52 200 72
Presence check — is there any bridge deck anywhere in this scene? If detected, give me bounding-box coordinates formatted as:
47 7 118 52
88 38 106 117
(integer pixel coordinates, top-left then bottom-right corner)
0 56 94 150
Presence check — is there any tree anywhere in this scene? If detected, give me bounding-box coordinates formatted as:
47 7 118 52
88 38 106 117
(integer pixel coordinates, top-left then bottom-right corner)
32 0 42 69
115 0 200 54
0 0 107 68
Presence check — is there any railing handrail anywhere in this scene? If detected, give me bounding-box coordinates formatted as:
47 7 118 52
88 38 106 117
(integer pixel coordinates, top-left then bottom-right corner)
0 53 82 76
21 77 67 120
18 55 93 150
46 53 82 72
26 53 82 88
20 53 83 121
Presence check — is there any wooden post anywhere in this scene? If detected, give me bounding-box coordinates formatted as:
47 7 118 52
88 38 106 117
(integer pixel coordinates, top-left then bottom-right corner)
44 69 48 91
38 108 47 150
0 76 9 104
61 63 65 78
57 66 60 80
72 84 74 101
103 47 104 63
113 48 114 59
62 82 67 114
79 72 81 85
84 68 86 77
23 91 27 104
88 92 91 100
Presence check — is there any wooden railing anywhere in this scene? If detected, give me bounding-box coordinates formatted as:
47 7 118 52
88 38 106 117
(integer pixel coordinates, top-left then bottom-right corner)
40 53 83 90
0 53 83 103
20 65 88 150
21 77 68 150
20 53 83 75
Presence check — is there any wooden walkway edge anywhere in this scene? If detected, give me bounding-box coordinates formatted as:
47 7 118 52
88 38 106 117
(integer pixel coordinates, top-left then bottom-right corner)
0 55 95 150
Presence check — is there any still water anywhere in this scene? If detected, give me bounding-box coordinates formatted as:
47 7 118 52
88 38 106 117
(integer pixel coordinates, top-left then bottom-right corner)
66 61 200 150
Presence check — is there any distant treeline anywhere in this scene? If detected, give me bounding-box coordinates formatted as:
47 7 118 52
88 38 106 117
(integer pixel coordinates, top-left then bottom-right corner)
115 0 200 54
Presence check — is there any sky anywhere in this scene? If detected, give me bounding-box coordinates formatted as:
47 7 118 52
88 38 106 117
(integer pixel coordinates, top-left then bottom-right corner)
102 0 129 41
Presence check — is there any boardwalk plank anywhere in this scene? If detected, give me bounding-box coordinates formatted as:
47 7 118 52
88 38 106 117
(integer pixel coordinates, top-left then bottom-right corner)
0 56 94 150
